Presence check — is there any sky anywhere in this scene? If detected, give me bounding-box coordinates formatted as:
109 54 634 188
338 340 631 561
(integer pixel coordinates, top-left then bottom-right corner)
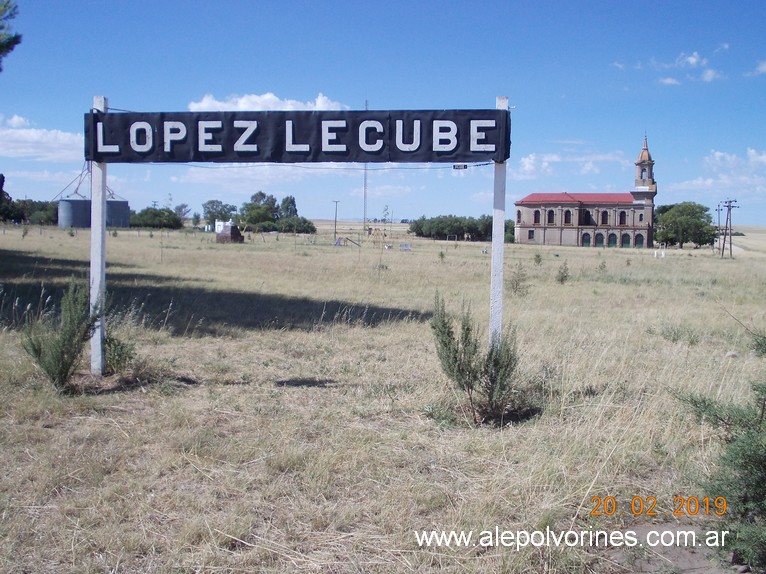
1 0 765 227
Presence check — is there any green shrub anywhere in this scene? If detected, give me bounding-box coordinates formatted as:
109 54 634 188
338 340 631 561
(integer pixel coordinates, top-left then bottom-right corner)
507 260 530 297
556 260 570 284
105 333 136 375
678 383 766 567
22 280 99 394
430 292 526 424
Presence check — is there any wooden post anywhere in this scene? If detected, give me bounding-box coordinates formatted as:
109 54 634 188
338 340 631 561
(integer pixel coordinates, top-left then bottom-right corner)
90 96 107 375
489 96 509 346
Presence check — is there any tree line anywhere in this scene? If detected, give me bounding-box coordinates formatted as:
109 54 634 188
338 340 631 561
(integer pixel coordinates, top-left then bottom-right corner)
408 214 515 242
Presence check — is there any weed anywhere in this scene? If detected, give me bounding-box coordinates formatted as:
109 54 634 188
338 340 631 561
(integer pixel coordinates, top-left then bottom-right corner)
556 260 570 284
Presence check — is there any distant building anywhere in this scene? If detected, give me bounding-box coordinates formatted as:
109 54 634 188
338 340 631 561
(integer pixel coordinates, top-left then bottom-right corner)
514 137 657 248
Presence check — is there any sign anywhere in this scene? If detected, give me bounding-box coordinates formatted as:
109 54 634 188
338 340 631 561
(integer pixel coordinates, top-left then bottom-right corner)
84 109 511 164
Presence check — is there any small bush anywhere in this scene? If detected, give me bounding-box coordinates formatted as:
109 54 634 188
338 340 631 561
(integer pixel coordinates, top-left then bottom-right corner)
105 333 136 375
751 330 766 357
556 260 570 284
507 260 530 297
678 383 766 568
533 253 543 266
22 280 99 394
431 292 529 425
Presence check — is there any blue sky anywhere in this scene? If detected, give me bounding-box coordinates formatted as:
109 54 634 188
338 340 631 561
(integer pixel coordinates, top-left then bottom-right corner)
1 0 765 226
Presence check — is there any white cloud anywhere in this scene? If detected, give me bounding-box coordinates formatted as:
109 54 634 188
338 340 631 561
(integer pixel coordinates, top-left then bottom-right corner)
510 150 629 181
673 148 766 200
701 68 721 82
6 114 29 128
512 153 555 180
188 92 347 112
579 161 600 175
659 77 681 86
748 60 766 76
676 51 708 68
746 148 766 166
0 126 83 162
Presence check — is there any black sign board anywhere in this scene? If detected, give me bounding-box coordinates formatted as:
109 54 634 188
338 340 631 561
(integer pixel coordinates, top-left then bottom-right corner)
84 109 511 164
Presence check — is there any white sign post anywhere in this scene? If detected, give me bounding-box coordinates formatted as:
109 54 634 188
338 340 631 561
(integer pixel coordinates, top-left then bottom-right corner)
489 96 509 346
90 96 107 374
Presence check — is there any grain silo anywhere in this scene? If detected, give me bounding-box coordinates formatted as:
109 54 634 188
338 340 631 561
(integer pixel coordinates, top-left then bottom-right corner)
106 200 130 228
57 198 91 228
57 199 131 229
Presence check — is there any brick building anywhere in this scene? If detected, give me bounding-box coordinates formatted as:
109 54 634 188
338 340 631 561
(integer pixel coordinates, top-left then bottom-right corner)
514 137 657 248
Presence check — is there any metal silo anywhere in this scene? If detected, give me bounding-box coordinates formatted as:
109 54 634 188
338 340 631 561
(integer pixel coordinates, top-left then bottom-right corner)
57 199 91 228
106 200 130 228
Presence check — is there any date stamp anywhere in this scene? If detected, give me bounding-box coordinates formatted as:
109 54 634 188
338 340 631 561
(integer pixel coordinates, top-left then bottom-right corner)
590 496 727 517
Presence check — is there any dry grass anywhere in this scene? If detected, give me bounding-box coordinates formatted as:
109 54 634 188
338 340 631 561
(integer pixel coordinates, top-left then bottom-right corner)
1 223 765 573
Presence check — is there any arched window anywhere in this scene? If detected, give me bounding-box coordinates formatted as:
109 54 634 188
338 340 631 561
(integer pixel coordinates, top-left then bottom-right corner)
635 234 644 248
564 210 572 225
582 233 591 247
583 210 593 225
608 233 617 247
516 210 521 224
641 168 647 179
534 210 541 225
621 233 631 247
619 211 627 226
639 213 644 222
595 233 604 247
547 210 555 225
601 211 609 225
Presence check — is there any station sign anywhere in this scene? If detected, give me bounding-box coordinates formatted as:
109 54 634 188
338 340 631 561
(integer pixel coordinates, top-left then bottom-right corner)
85 109 511 164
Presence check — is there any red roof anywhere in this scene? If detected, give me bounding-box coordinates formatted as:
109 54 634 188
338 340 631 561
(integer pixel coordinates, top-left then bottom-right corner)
516 192 635 205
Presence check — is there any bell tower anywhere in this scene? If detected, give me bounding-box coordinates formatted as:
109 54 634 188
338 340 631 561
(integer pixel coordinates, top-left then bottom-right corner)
633 135 657 194
630 135 658 246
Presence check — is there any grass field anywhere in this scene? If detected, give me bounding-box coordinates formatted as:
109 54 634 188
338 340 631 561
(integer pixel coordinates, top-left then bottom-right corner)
1 221 765 573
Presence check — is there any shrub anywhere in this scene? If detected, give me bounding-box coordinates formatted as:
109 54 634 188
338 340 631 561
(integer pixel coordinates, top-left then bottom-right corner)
507 260 530 297
22 280 99 394
556 260 570 284
105 333 136 375
430 292 526 424
678 383 766 568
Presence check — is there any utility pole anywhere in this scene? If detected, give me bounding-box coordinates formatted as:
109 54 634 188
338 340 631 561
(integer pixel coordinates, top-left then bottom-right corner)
333 200 339 242
720 199 738 259
716 202 722 253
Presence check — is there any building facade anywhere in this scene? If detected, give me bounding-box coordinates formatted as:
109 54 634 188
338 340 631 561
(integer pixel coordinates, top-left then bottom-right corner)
514 138 658 248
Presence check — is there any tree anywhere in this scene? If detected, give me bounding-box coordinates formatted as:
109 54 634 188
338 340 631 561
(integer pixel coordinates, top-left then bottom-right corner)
655 202 716 248
191 212 201 227
174 203 191 220
202 200 237 226
278 195 298 220
130 207 183 229
0 1 21 73
277 216 316 234
240 192 278 225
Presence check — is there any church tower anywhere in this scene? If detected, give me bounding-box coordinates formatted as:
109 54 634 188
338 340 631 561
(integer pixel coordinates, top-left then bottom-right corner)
633 135 657 193
630 135 657 245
